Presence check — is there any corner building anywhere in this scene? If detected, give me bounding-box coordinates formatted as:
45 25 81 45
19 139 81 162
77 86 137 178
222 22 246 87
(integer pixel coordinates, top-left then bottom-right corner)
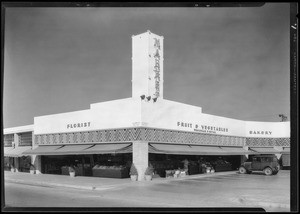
4 31 290 181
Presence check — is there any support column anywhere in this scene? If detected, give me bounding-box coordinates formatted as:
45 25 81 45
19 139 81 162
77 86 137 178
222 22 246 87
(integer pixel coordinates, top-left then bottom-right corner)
132 141 148 181
13 133 20 172
31 134 42 174
274 146 283 160
31 155 42 174
241 146 250 164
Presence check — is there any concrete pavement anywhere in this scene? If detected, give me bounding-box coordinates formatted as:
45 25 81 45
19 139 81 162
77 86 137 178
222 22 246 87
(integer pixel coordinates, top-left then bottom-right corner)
4 170 237 191
4 170 290 211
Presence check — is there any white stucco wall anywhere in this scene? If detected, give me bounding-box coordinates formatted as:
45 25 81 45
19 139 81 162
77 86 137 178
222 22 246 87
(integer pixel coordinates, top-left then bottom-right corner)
7 97 291 139
141 98 245 137
132 31 164 99
245 121 290 138
140 98 290 138
4 125 34 134
34 98 142 135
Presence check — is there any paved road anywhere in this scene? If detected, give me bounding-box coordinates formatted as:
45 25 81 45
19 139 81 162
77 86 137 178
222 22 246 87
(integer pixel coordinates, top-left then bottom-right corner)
4 171 290 212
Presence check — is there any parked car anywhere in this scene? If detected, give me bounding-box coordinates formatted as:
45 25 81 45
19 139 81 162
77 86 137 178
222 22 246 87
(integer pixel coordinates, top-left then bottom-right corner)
239 155 280 176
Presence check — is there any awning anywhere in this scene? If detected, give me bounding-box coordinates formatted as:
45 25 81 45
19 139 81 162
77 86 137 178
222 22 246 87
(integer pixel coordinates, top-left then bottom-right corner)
220 147 255 155
23 145 64 155
4 147 14 156
149 143 227 155
82 143 132 154
53 144 94 155
4 146 32 157
250 147 281 154
281 147 290 154
23 143 132 155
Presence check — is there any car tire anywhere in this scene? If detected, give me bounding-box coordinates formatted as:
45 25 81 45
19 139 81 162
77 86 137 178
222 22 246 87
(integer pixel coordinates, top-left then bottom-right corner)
272 170 279 175
264 167 273 176
239 167 247 174
247 170 252 174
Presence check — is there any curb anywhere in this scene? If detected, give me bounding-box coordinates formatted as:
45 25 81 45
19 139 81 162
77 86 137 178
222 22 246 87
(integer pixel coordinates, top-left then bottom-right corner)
6 179 96 191
5 171 238 191
232 196 290 210
6 178 134 191
258 201 290 209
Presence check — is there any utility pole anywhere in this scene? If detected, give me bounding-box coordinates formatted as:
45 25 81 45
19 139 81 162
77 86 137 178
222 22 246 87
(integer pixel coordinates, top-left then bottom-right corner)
279 114 287 122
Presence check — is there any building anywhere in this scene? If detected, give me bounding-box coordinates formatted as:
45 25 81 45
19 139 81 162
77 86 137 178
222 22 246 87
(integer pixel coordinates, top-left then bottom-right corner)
3 31 290 181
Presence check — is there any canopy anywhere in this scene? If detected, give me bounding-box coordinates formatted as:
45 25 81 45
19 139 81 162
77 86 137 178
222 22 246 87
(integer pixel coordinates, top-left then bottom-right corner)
149 144 257 156
52 144 94 155
4 147 14 156
23 145 64 155
149 143 228 155
23 143 132 155
4 146 32 157
249 147 281 154
220 146 256 155
81 143 132 154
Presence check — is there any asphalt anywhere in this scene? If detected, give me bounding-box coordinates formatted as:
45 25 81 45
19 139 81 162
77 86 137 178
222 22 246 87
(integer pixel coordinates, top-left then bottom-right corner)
4 170 238 191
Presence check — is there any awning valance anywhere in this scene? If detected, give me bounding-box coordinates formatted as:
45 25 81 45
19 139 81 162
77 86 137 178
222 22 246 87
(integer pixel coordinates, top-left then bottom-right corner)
23 143 132 155
249 147 281 154
4 146 32 157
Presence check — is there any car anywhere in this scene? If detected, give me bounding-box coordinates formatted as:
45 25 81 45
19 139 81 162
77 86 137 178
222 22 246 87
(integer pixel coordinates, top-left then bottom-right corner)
239 155 280 176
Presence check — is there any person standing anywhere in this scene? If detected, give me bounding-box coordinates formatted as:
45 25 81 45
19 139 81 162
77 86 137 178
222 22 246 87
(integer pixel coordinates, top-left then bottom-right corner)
182 159 189 175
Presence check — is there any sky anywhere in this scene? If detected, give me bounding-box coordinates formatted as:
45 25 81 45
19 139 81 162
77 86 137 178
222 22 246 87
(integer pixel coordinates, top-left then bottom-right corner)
3 3 290 128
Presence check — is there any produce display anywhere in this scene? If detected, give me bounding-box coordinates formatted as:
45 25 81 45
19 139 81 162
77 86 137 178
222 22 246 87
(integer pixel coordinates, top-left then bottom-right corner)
92 165 129 178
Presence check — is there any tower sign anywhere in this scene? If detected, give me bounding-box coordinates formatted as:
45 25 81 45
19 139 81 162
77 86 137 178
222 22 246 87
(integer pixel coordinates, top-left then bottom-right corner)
132 30 164 99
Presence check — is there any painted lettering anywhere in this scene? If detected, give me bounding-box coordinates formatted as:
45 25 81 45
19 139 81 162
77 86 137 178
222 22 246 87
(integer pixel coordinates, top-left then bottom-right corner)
67 122 91 129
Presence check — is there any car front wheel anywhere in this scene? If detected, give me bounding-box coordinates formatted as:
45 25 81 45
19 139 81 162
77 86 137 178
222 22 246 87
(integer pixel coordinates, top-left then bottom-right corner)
264 167 273 176
239 166 247 174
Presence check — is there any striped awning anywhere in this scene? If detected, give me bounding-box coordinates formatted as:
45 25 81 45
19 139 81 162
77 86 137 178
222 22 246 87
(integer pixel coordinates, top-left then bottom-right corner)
4 146 32 157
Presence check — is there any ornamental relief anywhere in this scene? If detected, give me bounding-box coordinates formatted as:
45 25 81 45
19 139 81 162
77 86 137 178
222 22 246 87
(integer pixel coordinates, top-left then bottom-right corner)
34 128 290 147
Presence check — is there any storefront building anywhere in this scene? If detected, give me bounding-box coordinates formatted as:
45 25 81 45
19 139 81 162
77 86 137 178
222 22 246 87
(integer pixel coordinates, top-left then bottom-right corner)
3 31 290 181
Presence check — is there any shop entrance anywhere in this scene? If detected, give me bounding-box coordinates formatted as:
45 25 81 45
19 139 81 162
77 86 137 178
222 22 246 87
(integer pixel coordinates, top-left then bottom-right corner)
41 153 132 177
149 153 241 178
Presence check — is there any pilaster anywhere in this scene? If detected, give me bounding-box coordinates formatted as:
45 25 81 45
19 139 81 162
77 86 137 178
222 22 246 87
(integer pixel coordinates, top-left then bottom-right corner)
132 141 149 181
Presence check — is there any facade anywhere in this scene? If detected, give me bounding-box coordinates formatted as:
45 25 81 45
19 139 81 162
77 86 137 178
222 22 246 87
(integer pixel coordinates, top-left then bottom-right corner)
3 31 290 181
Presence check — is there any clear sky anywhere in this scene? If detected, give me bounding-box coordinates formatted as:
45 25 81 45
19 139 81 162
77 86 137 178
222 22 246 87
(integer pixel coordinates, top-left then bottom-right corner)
3 3 290 128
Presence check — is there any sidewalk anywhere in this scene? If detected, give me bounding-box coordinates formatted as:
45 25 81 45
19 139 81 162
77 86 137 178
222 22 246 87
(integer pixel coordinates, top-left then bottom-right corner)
4 171 237 191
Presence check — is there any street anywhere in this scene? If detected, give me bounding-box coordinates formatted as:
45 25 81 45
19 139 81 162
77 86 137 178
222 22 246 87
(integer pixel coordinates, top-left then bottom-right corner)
4 171 290 212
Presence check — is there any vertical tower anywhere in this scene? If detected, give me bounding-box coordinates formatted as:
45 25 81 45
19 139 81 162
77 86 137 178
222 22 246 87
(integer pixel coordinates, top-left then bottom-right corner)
132 30 164 99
